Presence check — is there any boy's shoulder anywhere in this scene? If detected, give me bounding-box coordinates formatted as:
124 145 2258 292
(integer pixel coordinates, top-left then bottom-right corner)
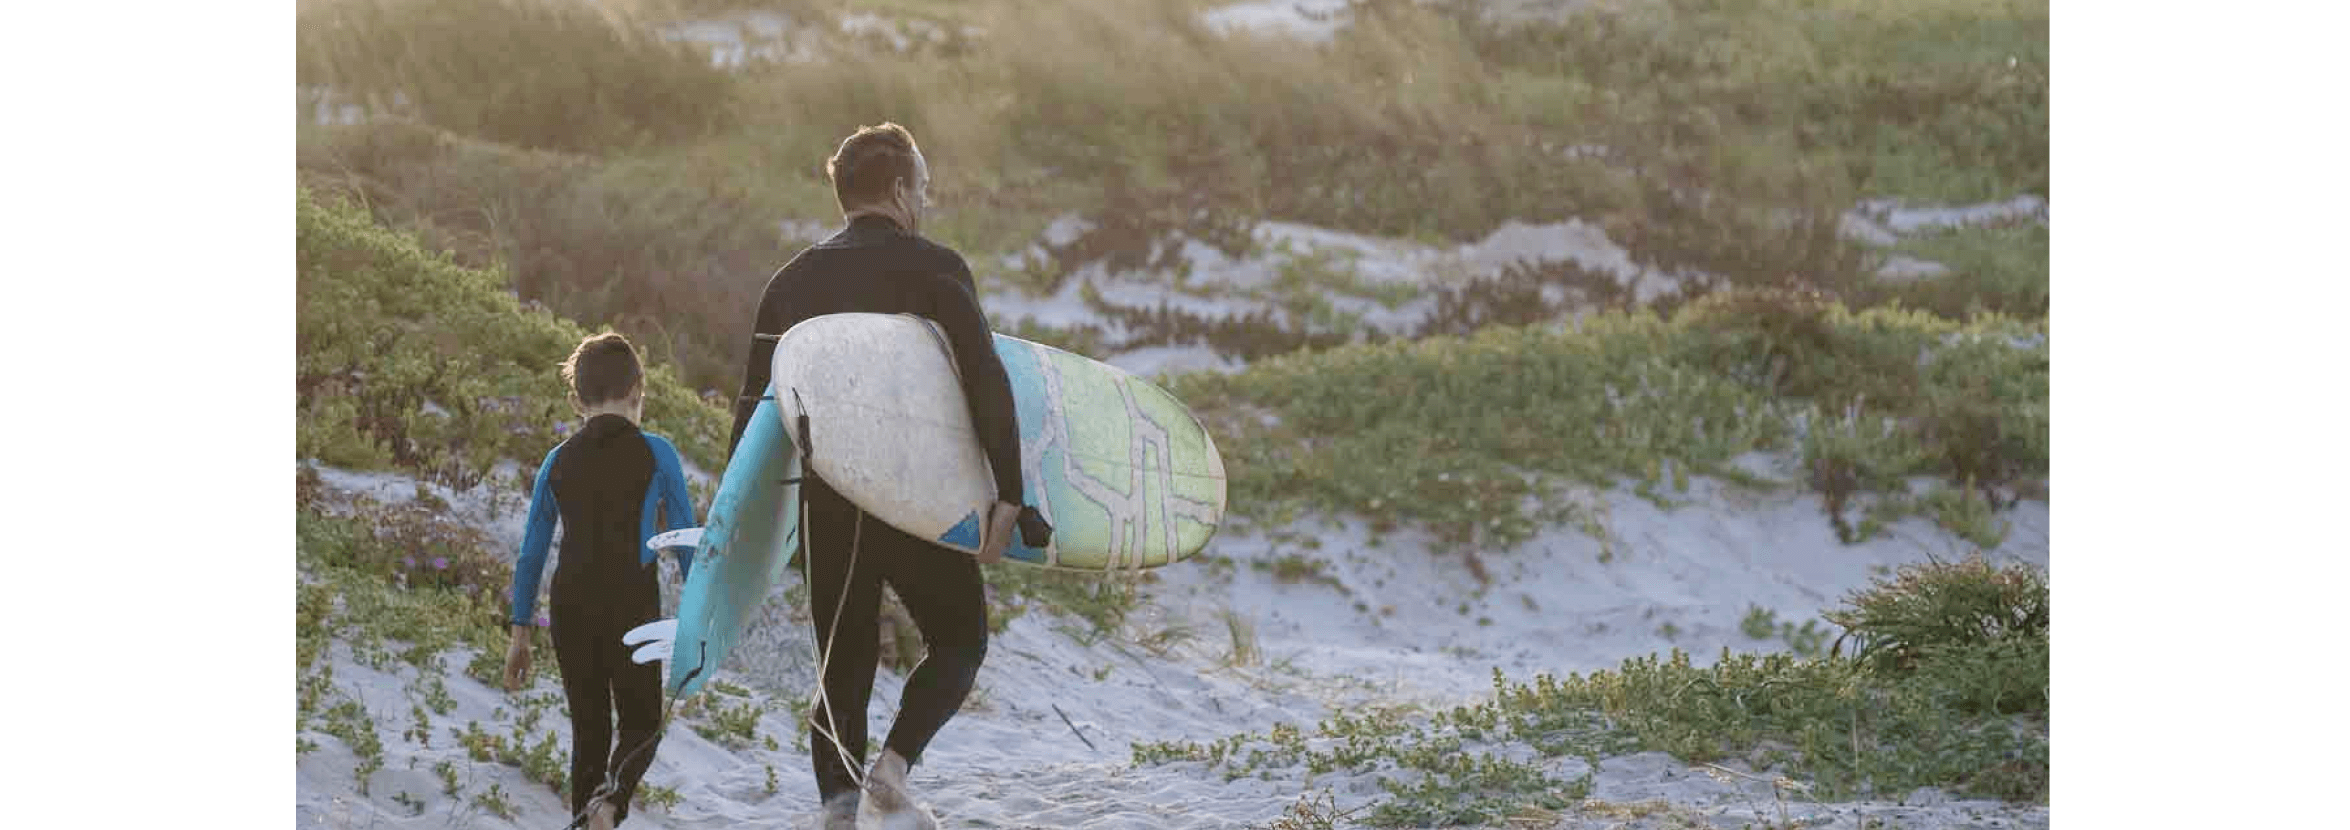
540 425 651 461
639 430 682 456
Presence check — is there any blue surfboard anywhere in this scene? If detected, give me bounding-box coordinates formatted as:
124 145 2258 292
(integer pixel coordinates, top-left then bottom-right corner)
653 390 801 698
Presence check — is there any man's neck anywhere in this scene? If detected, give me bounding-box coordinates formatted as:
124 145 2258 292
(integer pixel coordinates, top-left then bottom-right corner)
844 207 912 233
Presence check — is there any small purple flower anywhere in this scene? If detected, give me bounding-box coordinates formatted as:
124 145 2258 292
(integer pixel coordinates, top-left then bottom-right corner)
536 615 551 628
401 557 415 569
431 557 450 570
554 422 571 437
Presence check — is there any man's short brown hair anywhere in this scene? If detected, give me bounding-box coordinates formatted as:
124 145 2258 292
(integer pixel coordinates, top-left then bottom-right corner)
826 122 922 211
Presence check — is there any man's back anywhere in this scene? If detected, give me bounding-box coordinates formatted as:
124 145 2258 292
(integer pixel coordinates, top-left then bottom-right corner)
728 214 1024 505
772 217 974 322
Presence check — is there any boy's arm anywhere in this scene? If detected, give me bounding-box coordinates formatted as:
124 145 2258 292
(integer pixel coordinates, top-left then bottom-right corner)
647 434 698 581
509 449 560 628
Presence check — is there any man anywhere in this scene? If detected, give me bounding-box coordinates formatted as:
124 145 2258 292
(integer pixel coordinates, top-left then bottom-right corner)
726 122 1046 829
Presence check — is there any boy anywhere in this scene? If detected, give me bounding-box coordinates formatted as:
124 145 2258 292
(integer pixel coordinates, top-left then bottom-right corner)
504 332 699 830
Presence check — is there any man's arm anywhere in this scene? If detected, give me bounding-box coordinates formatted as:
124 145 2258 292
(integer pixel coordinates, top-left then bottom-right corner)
926 261 1025 504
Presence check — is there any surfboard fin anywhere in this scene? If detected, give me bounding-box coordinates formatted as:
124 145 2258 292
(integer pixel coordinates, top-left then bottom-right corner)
631 640 672 664
622 618 677 665
623 618 675 645
647 528 704 552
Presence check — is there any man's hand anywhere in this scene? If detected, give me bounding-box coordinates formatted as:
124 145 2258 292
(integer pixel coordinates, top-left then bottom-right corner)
976 500 1022 564
502 625 533 691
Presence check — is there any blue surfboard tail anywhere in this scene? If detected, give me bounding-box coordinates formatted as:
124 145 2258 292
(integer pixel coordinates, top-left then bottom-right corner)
939 510 982 549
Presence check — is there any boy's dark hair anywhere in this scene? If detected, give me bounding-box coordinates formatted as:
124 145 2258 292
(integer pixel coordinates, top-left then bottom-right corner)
561 332 642 409
826 122 921 212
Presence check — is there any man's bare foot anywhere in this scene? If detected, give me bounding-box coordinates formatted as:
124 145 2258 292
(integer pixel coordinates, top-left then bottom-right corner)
860 749 936 830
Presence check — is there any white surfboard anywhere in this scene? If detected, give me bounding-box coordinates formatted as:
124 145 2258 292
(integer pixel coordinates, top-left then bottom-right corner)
770 313 1226 570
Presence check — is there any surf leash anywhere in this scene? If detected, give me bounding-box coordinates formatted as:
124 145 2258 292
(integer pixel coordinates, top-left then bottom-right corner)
557 647 704 830
557 504 721 830
802 495 872 792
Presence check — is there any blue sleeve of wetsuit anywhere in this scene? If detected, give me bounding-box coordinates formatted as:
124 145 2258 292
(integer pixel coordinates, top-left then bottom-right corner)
642 433 697 581
510 448 561 627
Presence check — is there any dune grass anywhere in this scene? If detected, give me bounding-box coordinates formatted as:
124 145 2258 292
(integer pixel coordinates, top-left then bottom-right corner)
1172 290 2047 551
296 0 742 155
1872 222 2051 318
297 0 2048 392
1134 555 2051 823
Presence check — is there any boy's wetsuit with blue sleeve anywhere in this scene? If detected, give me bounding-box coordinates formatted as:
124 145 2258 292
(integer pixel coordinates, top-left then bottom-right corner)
506 414 698 824
510 418 698 627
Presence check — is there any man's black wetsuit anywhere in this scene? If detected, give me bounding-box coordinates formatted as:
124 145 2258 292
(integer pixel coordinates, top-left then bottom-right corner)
728 214 1025 804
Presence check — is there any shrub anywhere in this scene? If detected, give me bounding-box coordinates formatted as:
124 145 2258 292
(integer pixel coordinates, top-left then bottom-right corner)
296 185 729 487
1826 553 2050 688
297 120 795 396
297 500 516 660
1171 302 2045 549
